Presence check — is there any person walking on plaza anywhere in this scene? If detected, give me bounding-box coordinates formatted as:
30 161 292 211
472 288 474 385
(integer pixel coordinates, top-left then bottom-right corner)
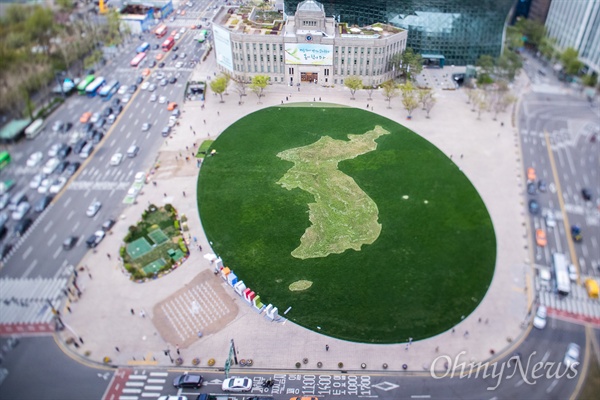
325 344 329 351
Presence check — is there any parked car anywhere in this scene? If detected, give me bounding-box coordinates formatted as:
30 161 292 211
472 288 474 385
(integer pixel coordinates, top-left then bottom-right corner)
0 193 10 210
535 229 546 247
222 377 252 392
528 199 539 215
172 374 203 388
92 131 104 144
537 180 547 192
101 218 116 231
527 182 536 195
85 230 105 248
86 200 102 217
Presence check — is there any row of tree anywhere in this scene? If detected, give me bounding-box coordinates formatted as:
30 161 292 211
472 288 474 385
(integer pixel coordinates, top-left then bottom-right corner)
0 3 127 118
209 73 270 104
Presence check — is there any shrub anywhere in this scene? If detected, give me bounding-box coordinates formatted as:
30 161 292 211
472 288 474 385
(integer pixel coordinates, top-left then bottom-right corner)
128 225 137 233
124 263 135 273
174 220 180 230
148 204 158 212
119 246 126 257
164 204 174 213
180 214 188 223
150 224 159 231
207 358 215 366
178 239 188 253
123 232 132 242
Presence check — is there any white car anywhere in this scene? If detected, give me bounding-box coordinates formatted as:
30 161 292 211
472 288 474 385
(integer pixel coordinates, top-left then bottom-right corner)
532 305 547 329
122 94 131 104
69 131 81 144
149 94 157 102
545 210 556 229
158 95 167 104
221 377 252 392
110 153 123 166
180 53 186 59
175 62 184 69
156 72 165 80
11 202 31 220
90 112 101 124
179 27 186 34
568 264 577 281
42 157 60 175
38 178 53 194
86 200 102 217
141 123 151 132
51 120 63 132
49 177 67 194
174 33 181 40
140 81 150 90
29 173 45 189
118 85 128 95
563 343 580 369
148 84 157 92
27 151 44 167
47 143 62 158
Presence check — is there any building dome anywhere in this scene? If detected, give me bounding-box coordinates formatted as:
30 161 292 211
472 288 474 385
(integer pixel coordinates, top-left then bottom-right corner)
296 0 324 13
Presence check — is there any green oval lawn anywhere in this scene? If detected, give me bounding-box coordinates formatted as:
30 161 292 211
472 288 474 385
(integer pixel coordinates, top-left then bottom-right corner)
197 105 496 343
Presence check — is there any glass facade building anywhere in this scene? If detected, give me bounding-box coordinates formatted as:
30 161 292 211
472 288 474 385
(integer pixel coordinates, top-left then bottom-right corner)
284 0 515 66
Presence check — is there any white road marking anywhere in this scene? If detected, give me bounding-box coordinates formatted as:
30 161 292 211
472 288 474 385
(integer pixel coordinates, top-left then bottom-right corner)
47 233 56 247
53 247 61 259
43 220 54 233
22 246 33 260
546 379 558 393
21 259 37 278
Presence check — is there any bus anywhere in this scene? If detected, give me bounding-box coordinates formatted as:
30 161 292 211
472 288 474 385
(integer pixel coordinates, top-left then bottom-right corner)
25 118 44 139
0 152 10 170
85 76 106 97
155 24 168 38
130 52 147 67
99 80 120 100
197 29 208 43
162 37 175 51
76 75 95 95
136 42 150 53
553 253 571 295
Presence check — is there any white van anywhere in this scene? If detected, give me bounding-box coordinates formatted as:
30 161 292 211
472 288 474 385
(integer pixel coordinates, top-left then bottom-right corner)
127 145 139 158
79 142 94 159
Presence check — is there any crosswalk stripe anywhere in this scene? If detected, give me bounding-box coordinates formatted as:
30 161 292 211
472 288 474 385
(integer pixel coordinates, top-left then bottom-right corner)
147 379 166 383
149 372 168 377
126 382 145 387
129 375 148 380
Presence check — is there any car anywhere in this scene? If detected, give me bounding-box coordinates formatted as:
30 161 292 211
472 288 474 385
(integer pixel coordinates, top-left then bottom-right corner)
118 85 128 95
246 397 274 400
160 78 168 86
149 60 157 68
222 377 252 392
167 102 178 111
162 126 171 137
136 76 144 85
55 160 69 174
158 396 187 400
179 27 186 33
52 120 64 132
11 202 30 220
152 43 159 50
528 199 539 214
69 131 81 145
158 61 165 67
290 398 319 400
60 121 73 133
169 77 177 84
64 161 81 177
102 107 113 118
42 158 61 175
80 111 92 123
29 173 45 189
37 178 53 194
47 143 62 158
142 123 151 132
155 53 164 61
14 218 33 237
187 1 193 6
175 61 184 69
141 81 150 90
86 200 102 217
158 95 167 104
34 195 53 212
581 188 592 201
90 112 101 124
180 53 186 59
171 109 181 117
173 46 179 52
49 177 67 194
62 236 78 250
112 98 121 108
92 131 104 144
526 167 536 182
172 53 179 60
0 243 13 258
73 139 87 155
110 153 123 166
26 151 44 167
150 94 158 102
173 374 203 389
535 229 546 247
571 225 582 242
563 343 580 369
116 105 124 114
537 180 547 192
155 71 165 80
101 218 116 232
0 193 10 210
107 114 116 125
122 94 132 103
532 305 547 329
127 145 140 158
169 16 175 22
526 182 536 195
568 264 577 281
85 230 105 248
56 145 72 160
79 142 94 159
95 118 106 129
148 84 157 92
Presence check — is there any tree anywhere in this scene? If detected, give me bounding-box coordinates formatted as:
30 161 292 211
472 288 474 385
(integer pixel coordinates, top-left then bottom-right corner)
496 50 522 82
399 82 418 118
233 76 249 104
209 75 229 102
381 80 398 108
418 88 436 118
249 75 269 103
344 75 362 99
473 89 488 119
25 5 56 56
539 37 559 61
476 55 495 83
514 17 547 47
389 47 422 80
364 84 376 100
560 47 584 76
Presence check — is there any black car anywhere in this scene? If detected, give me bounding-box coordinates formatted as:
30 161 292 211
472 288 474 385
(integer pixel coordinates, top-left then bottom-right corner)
86 129 98 141
82 122 94 134
172 54 178 60
95 118 106 129
527 182 536 195
112 98 121 108
581 188 592 201
34 195 53 212
169 77 177 84
115 105 124 115
0 243 13 258
62 236 78 250
528 199 540 214
149 60 157 68
152 44 159 50
172 46 179 51
92 131 104 144
102 107 113 117
85 230 105 248
101 218 116 232
14 218 33 236
537 180 547 193
173 374 203 389
128 84 138 94
61 122 73 133
73 139 87 154
0 225 7 241
55 160 69 174
65 161 81 177
56 145 72 160
158 62 165 68
136 76 143 85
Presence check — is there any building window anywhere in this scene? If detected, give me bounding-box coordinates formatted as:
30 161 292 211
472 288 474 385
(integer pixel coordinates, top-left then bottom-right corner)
324 68 329 76
259 44 263 51
280 44 283 51
289 67 294 74
246 43 249 50
247 54 251 61
253 43 256 50
260 55 263 62
267 66 271 73
254 54 257 62
266 43 269 51
280 55 283 63
267 55 270 62
341 58 344 65
274 65 278 73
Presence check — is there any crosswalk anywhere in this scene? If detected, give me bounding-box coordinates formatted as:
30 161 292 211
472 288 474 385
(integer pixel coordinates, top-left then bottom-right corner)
119 371 168 400
535 274 600 321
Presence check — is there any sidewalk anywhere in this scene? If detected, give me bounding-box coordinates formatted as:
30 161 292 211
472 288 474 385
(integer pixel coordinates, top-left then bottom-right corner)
58 53 532 372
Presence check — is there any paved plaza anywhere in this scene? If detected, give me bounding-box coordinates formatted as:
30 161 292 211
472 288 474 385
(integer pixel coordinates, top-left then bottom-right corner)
52 51 536 373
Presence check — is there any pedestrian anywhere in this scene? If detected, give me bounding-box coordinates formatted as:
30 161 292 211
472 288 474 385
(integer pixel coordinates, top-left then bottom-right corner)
115 347 120 352
298 87 300 92
367 104 369 108
107 253 111 260
478 318 482 323
319 97 321 101
88 272 92 279
460 154 463 159
190 125 192 130
313 97 316 101
186 146 189 150
464 330 469 337
201 104 205 110
67 306 72 313
182 191 186 197
198 245 202 251
325 344 329 351
140 310 146 318
164 193 167 197
176 344 180 355
281 100 284 104
193 130 196 135
405 343 409 350
203 119 206 124
371 106 373 111
185 156 189 162
435 346 439 353
152 181 157 187
286 97 288 101
130 308 135 315
217 111 220 116
451 328 455 334
409 337 413 345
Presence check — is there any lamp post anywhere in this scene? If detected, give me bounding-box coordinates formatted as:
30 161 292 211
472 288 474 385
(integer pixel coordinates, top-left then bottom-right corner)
54 71 66 98
164 348 173 363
